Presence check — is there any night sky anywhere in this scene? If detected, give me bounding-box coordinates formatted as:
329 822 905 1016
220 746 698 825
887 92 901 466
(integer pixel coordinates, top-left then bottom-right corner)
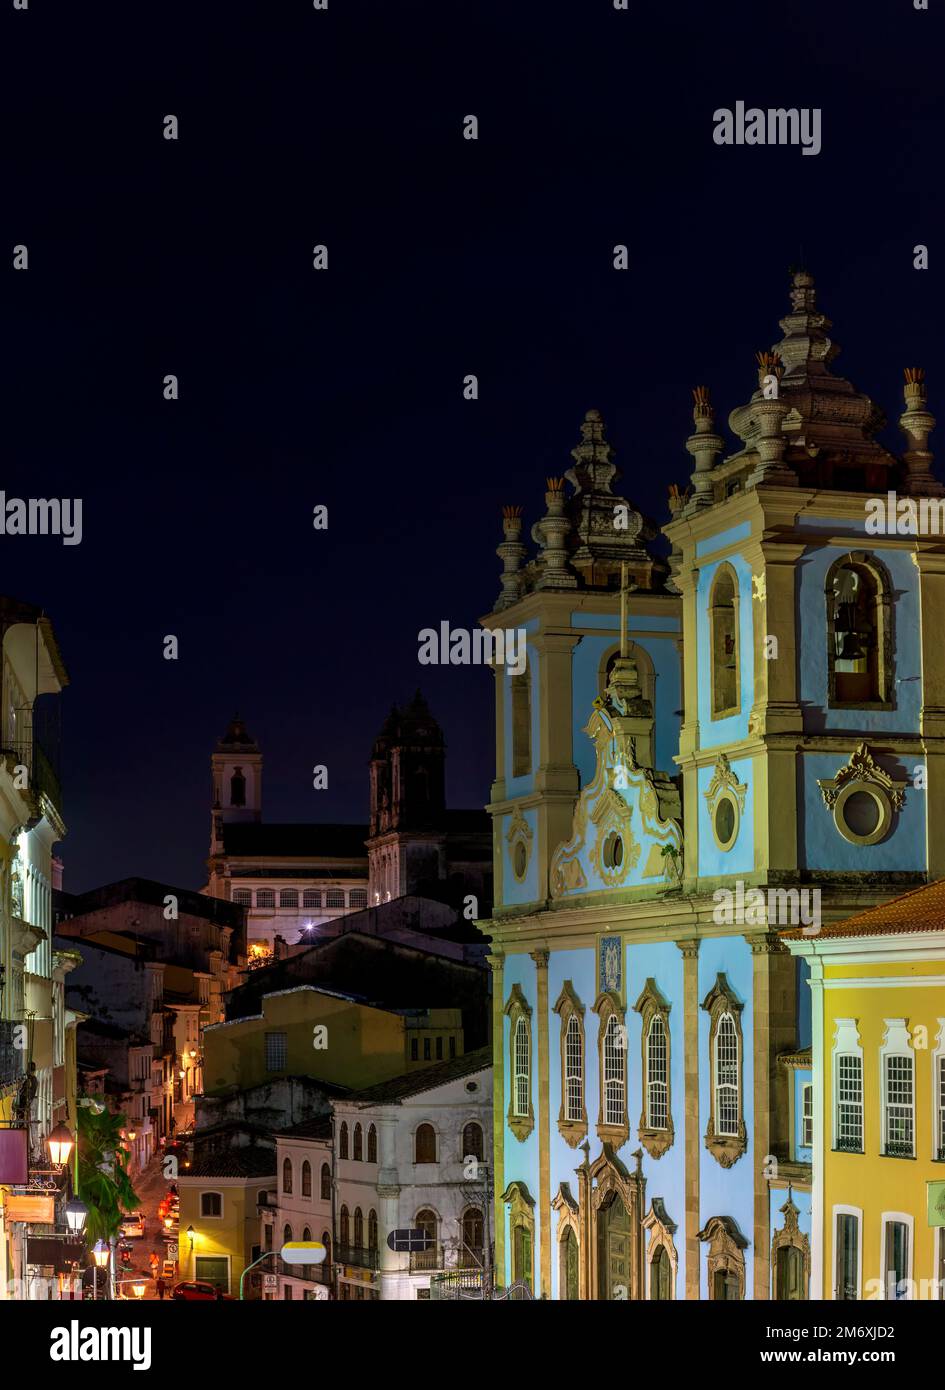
3 0 942 893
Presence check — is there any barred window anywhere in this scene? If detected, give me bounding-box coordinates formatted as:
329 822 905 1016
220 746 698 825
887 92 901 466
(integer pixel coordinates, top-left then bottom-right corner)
513 1017 530 1118
280 890 298 908
326 889 345 909
265 1031 287 1072
232 889 251 906
565 1016 583 1122
714 1013 739 1137
646 1015 668 1131
603 1015 626 1127
884 1054 914 1157
350 889 367 909
836 1055 863 1152
801 1082 814 1149
302 890 321 909
256 889 275 909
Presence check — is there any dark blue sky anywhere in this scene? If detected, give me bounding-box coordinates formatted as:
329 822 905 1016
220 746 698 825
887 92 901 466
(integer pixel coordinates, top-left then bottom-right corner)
3 0 942 892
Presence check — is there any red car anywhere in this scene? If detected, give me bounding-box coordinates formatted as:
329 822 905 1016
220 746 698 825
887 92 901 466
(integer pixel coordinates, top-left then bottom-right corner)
171 1281 234 1302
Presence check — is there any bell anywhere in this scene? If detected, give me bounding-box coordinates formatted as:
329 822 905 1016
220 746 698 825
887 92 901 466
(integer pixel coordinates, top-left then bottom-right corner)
838 631 864 661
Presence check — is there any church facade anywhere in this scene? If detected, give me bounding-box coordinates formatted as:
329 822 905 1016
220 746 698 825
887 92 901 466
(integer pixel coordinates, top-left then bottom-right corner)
479 271 945 1299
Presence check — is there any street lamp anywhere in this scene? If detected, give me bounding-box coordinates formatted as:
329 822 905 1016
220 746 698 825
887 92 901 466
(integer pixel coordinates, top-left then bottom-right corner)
131 1277 147 1300
91 1240 108 1302
47 1122 75 1167
64 1198 89 1235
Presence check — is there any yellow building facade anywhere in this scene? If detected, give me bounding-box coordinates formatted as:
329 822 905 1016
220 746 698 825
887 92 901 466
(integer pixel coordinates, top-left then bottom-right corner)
787 882 945 1301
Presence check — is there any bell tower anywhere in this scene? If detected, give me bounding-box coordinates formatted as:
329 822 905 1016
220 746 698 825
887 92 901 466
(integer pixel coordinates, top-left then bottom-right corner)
209 715 262 868
367 692 447 902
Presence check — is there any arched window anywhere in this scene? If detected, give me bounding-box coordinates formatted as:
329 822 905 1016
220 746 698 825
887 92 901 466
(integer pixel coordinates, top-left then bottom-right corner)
415 1123 436 1164
462 1122 483 1162
416 1208 437 1262
339 1205 349 1246
603 1014 626 1128
367 1124 377 1164
302 1226 311 1243
560 1226 579 1299
321 1230 332 1266
828 556 892 707
646 1015 668 1131
282 1158 293 1195
368 1209 378 1251
650 1243 671 1300
511 666 531 777
301 1160 311 1197
709 564 739 718
339 1122 349 1160
257 1190 268 1206
320 1162 331 1200
461 1207 484 1267
230 768 246 807
353 1208 363 1247
715 1014 739 1137
283 1223 293 1245
514 1016 530 1118
353 1123 363 1161
565 1015 583 1122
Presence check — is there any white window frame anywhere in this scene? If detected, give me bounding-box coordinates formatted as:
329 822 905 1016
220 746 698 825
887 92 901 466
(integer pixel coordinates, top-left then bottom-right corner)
879 1211 914 1301
646 1014 668 1131
832 1204 862 1301
564 1015 583 1123
603 1014 626 1128
800 1081 814 1150
832 1018 863 1154
879 1020 914 1159
200 1190 224 1221
513 1016 530 1119
933 1020 945 1163
714 1012 739 1139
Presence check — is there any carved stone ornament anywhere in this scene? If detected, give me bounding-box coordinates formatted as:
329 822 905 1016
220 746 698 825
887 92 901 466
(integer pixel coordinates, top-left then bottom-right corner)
702 752 748 815
697 1215 748 1301
554 981 588 1147
701 974 747 1168
770 1194 810 1299
506 805 534 883
642 1198 679 1298
817 741 906 810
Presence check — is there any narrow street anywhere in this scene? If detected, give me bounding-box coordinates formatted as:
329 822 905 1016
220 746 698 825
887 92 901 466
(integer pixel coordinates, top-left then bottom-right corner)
120 1153 178 1302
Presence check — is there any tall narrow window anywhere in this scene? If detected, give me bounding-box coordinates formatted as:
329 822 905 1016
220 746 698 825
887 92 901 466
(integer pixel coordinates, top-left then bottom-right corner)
883 1219 911 1300
709 565 739 718
353 1123 363 1161
883 1054 914 1157
320 1163 331 1200
603 1014 626 1128
560 1227 579 1300
646 1015 668 1131
836 1055 863 1152
835 1211 860 1300
282 1158 293 1195
511 668 531 777
462 1122 483 1162
353 1208 363 1248
461 1208 484 1267
801 1082 814 1149
301 1160 311 1197
230 768 246 807
339 1206 349 1246
368 1209 378 1251
650 1244 671 1300
415 1123 436 1163
715 1014 739 1137
339 1122 349 1160
829 560 889 706
367 1124 378 1164
565 1016 583 1122
514 1017 530 1118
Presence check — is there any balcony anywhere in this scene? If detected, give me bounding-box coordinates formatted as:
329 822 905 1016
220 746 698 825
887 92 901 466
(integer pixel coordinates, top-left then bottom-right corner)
334 1245 379 1271
279 1260 331 1284
409 1246 442 1273
3 734 62 818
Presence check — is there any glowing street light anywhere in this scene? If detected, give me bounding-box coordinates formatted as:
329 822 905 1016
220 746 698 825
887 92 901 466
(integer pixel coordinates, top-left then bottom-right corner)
64 1198 88 1234
47 1123 75 1167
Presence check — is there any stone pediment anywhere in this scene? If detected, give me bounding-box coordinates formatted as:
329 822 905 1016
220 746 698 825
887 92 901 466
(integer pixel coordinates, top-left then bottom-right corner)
549 703 682 901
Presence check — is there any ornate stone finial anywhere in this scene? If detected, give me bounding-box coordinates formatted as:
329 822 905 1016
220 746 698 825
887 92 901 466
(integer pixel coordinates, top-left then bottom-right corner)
495 505 527 610
755 350 784 387
684 386 724 513
532 477 578 591
899 368 942 495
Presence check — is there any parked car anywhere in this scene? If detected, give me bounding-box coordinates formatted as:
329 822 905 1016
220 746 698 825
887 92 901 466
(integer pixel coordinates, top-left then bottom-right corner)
172 1281 234 1301
120 1214 145 1239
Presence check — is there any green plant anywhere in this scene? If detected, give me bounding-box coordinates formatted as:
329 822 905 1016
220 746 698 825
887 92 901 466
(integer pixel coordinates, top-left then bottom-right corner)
75 1099 142 1245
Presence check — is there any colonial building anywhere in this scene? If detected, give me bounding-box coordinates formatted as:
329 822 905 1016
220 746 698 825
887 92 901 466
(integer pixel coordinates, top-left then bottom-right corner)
479 271 945 1300
786 880 945 1301
205 699 492 964
331 1048 492 1301
0 597 79 1301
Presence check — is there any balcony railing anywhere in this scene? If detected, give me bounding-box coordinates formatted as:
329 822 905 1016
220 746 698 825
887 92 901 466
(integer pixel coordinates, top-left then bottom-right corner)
0 1021 24 1088
4 734 62 817
409 1246 442 1272
334 1245 379 1270
280 1260 331 1284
